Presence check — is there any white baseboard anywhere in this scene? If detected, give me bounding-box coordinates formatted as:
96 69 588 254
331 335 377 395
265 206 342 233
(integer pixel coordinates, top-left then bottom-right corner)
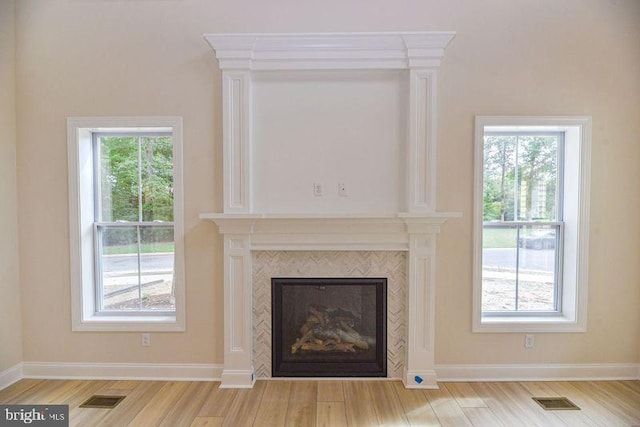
0 363 24 390
6 362 639 387
435 363 640 382
22 362 223 382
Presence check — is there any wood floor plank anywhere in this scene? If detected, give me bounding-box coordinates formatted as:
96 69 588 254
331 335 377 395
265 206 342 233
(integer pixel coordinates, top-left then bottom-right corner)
70 401 112 426
5 379 71 404
518 381 559 397
471 382 538 427
462 407 504 427
583 381 640 423
0 379 44 402
198 383 237 417
94 381 165 427
392 381 440 426
159 381 217 427
317 380 344 402
316 402 348 427
442 382 487 408
598 381 640 413
343 380 379 426
253 381 292 427
285 381 316 427
368 381 409 426
546 381 629 427
108 380 139 391
424 385 472 427
619 380 640 395
34 380 89 404
221 380 266 427
127 381 191 427
190 417 224 427
572 381 640 425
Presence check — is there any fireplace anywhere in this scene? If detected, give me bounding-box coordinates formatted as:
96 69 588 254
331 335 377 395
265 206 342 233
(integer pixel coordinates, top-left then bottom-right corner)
201 32 460 388
272 278 387 377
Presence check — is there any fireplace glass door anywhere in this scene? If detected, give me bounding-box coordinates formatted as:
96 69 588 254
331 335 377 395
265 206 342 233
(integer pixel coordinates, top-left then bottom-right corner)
272 277 387 377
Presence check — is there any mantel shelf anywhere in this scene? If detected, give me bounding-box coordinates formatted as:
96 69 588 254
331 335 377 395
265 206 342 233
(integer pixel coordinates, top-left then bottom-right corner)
200 212 462 251
199 211 462 221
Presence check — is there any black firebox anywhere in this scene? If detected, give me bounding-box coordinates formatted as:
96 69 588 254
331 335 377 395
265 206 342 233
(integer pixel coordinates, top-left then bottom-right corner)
272 277 387 377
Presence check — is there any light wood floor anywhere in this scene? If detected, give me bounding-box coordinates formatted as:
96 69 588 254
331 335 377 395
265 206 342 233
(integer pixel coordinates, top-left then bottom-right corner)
1 379 640 426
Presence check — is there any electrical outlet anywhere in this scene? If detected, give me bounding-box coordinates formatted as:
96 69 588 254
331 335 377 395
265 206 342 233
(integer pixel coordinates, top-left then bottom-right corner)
313 182 323 197
525 334 534 348
338 182 347 197
141 333 151 347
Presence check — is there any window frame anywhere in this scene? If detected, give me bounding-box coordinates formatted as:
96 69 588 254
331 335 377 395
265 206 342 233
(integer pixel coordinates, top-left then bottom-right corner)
68 117 185 332
473 116 591 333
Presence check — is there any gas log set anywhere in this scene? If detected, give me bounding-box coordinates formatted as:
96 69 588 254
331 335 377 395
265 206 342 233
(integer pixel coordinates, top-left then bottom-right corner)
291 304 374 354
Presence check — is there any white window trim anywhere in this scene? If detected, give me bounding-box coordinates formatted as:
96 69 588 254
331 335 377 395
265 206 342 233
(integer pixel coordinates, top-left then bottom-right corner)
67 116 185 332
473 116 591 333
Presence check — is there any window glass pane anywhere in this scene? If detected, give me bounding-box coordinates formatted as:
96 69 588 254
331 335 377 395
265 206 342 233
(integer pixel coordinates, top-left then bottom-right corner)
481 226 518 311
139 226 175 311
99 225 141 311
99 225 175 311
482 224 559 313
515 135 559 221
99 136 140 222
483 136 517 221
517 225 558 311
141 136 174 222
484 134 560 223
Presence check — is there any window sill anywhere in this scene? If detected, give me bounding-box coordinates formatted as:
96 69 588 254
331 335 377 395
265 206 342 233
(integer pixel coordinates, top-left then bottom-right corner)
72 313 185 332
474 314 586 333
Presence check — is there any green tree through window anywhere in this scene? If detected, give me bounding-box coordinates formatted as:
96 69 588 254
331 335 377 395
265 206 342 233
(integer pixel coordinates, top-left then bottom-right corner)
483 134 559 222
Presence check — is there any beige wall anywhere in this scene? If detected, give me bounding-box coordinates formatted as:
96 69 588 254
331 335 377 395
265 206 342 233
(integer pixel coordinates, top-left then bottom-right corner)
14 0 640 367
0 0 23 372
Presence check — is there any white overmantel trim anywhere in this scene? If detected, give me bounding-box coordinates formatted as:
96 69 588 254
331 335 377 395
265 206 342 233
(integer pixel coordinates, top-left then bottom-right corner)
204 32 456 70
204 31 456 214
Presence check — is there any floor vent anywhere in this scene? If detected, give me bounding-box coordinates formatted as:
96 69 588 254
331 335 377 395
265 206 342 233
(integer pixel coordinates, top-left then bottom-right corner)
532 397 580 410
80 395 125 409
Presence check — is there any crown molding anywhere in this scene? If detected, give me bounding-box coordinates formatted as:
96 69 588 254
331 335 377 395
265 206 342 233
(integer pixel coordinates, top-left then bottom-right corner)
204 31 456 70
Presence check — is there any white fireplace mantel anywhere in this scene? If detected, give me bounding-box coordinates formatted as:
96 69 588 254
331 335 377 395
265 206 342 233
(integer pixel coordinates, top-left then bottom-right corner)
200 212 461 389
200 212 460 251
201 32 459 389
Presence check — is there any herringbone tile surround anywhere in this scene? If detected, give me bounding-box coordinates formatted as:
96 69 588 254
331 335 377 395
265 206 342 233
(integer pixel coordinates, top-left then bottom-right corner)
252 251 406 378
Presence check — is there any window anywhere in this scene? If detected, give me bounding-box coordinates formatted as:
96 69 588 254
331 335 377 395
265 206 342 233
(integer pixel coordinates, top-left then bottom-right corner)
473 117 591 332
68 117 184 331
